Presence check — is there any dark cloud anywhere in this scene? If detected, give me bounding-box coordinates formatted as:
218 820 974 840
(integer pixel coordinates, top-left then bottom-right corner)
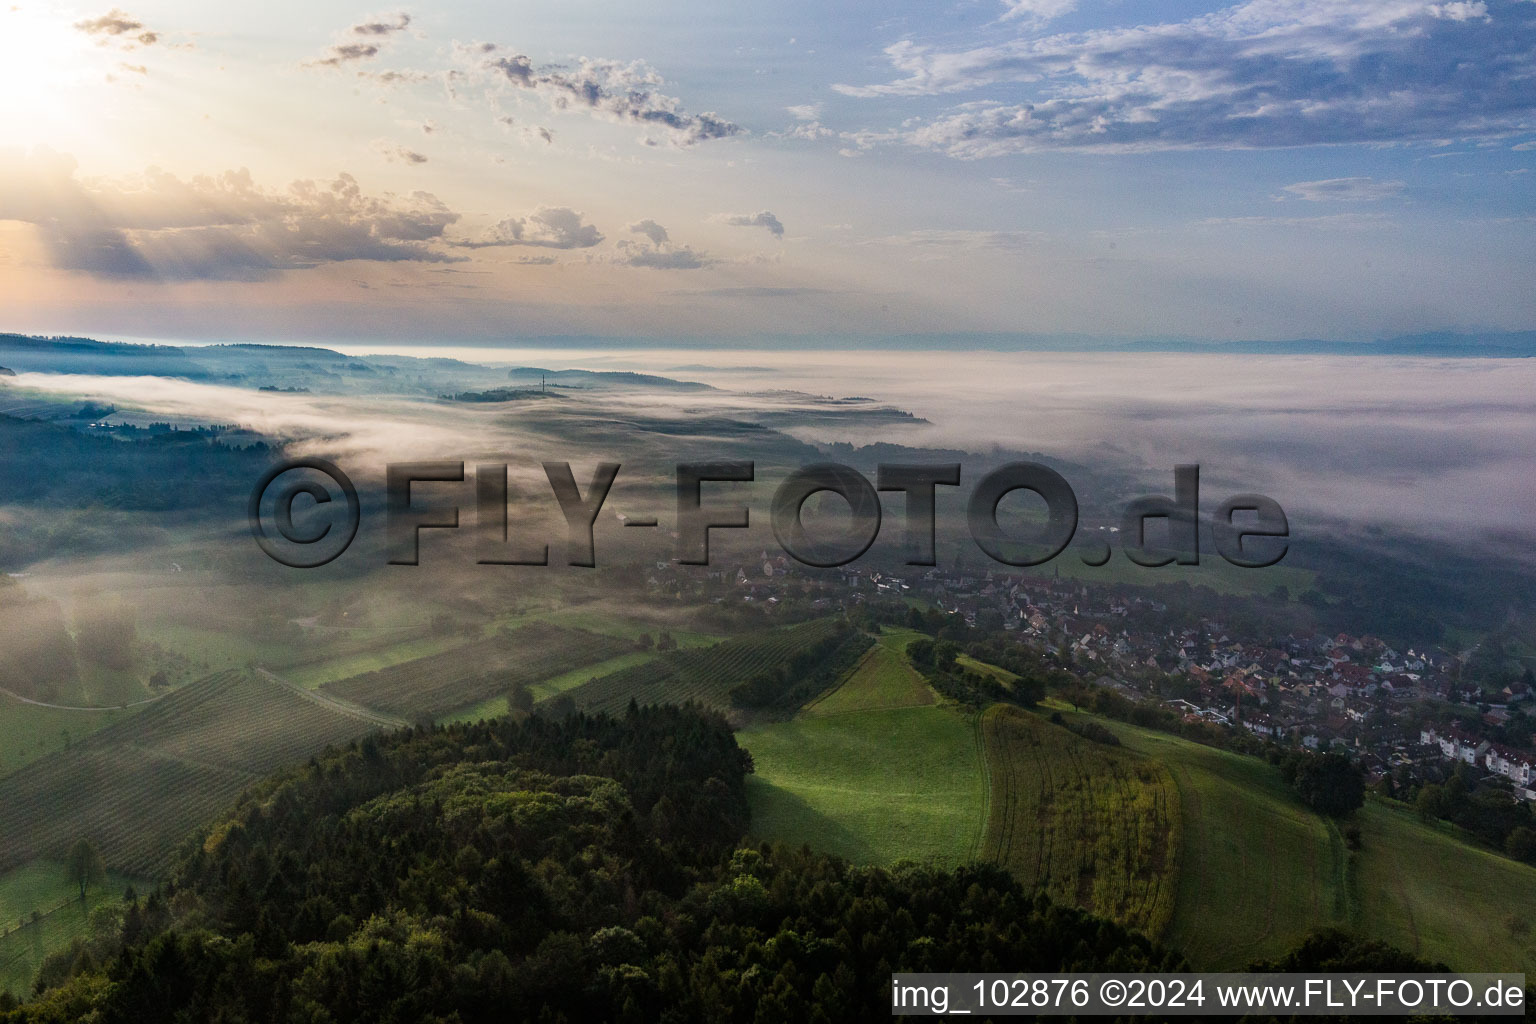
835 0 1536 155
716 210 785 238
0 148 464 280
473 49 741 147
455 206 604 249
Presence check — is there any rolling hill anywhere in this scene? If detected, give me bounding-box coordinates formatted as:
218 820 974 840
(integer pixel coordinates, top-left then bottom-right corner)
0 669 388 878
736 627 1536 974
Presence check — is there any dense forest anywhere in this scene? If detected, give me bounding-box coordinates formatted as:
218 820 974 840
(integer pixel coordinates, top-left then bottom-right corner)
7 702 1519 1022
5 704 1186 1023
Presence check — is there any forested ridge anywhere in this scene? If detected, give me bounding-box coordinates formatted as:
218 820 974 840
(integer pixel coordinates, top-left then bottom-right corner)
4 704 1181 1023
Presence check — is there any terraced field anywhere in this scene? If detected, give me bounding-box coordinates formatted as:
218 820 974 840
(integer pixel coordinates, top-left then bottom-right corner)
561 618 846 715
322 622 634 718
980 705 1180 941
0 669 385 877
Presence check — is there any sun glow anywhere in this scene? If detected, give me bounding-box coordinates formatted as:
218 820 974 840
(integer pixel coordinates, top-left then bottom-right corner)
0 5 101 141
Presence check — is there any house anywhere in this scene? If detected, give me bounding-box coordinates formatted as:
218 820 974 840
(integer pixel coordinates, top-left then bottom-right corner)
1484 744 1536 786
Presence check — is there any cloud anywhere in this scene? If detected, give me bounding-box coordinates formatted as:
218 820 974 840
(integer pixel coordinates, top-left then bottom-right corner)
495 115 555 145
613 240 710 269
310 13 412 67
785 103 822 121
833 0 1536 155
312 43 381 66
715 210 785 238
351 12 411 36
611 221 713 268
73 8 158 47
358 69 434 86
998 0 1076 25
1281 177 1406 202
774 121 836 141
470 47 741 147
628 219 669 245
1428 1 1490 21
456 206 604 249
374 141 428 164
0 148 464 280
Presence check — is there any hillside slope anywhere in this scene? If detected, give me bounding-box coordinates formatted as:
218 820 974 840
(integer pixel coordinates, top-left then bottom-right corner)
991 705 1536 973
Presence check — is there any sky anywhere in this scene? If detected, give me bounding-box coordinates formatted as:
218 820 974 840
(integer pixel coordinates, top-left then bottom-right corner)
0 0 1533 344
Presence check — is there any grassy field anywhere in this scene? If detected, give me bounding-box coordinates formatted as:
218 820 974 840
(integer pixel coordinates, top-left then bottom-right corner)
71 663 151 707
741 705 987 867
741 626 985 868
802 628 933 716
0 861 142 1000
1352 800 1536 973
0 696 128 781
956 654 1019 687
980 705 1180 941
136 622 294 675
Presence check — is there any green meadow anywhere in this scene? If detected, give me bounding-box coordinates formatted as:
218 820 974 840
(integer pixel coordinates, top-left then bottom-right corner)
741 704 987 867
801 628 933 716
0 861 142 1001
0 696 128 781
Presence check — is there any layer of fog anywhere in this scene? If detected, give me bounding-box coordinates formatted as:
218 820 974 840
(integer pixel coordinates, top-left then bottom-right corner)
327 346 1536 549
12 346 1536 549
